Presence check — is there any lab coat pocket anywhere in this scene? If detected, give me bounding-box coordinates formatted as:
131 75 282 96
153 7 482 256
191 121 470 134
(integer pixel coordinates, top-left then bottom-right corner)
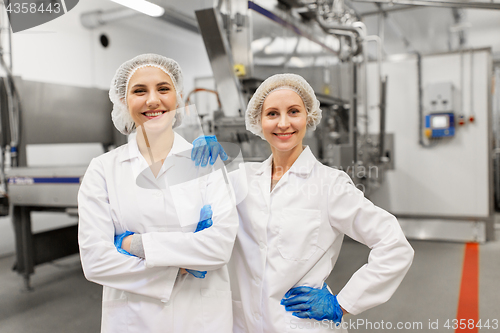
169 178 206 230
278 208 321 261
201 289 233 333
101 287 129 332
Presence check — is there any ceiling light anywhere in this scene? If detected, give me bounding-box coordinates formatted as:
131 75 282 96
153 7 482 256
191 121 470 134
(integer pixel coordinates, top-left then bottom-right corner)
110 0 165 17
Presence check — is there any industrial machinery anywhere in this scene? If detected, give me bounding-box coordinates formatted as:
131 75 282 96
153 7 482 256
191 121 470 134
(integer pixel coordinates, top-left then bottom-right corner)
0 3 126 287
195 1 495 243
196 0 394 194
0 78 119 289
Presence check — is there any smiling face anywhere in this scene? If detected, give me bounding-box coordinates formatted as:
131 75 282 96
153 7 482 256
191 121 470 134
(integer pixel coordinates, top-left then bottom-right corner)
126 66 177 131
261 89 307 153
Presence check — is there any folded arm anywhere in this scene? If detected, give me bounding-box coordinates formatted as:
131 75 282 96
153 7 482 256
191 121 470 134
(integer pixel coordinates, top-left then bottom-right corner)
138 164 238 271
78 159 178 302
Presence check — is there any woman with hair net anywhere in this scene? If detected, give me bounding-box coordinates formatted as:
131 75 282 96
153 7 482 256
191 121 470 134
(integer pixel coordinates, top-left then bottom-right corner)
194 73 414 332
78 54 238 333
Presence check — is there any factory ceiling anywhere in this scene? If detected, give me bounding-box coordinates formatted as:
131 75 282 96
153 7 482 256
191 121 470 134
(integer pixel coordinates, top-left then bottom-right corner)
102 0 500 59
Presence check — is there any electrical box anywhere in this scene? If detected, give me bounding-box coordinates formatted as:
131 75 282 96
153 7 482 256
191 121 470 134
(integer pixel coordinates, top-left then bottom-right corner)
424 82 456 138
425 82 455 112
425 112 455 138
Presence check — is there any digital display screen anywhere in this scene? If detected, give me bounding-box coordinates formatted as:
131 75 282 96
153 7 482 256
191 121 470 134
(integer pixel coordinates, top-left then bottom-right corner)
431 115 449 129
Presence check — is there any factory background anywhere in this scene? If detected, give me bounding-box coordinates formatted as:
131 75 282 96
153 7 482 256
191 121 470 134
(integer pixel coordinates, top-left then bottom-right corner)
0 0 499 332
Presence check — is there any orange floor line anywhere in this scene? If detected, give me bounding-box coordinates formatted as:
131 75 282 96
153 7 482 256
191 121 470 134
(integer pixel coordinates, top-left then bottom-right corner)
455 243 479 332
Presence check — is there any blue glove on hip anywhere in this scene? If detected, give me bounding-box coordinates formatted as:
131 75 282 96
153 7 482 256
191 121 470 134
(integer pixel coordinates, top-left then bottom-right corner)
186 205 213 279
281 283 344 323
114 230 136 257
191 135 228 167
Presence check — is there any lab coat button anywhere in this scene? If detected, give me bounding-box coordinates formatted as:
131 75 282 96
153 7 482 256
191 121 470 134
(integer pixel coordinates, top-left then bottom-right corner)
259 242 266 250
155 190 163 197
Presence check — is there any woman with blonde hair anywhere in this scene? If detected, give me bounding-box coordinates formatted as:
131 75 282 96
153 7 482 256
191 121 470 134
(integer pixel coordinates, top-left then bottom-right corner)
78 54 237 333
197 73 414 332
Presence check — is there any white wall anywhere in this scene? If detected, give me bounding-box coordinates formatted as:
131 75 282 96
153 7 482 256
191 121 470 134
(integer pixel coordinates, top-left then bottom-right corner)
0 0 213 256
11 0 212 92
363 8 500 61
368 49 491 218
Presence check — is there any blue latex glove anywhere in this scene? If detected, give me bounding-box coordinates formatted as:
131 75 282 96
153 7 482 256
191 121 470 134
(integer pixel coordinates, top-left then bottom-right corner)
185 269 207 278
194 204 213 232
114 230 136 257
185 205 213 279
191 135 228 167
280 283 344 323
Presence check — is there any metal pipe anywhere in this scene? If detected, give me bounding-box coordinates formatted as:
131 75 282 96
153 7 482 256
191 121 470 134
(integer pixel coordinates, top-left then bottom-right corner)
379 76 387 161
0 74 19 166
365 35 383 87
365 35 383 145
415 52 428 148
460 49 464 114
0 6 21 165
351 0 500 10
324 29 357 60
316 14 366 56
351 21 367 38
470 50 474 117
363 35 383 136
362 42 369 136
495 67 500 149
351 62 358 162
378 7 385 47
7 2 12 71
486 51 495 241
361 5 416 17
315 6 368 164
0 1 13 189
0 56 18 143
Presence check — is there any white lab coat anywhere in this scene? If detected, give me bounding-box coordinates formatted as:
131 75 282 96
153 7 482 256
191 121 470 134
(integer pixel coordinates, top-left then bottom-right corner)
78 133 238 333
228 146 414 333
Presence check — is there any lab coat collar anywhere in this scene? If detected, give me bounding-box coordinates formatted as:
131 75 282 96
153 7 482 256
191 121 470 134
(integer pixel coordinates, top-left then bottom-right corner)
253 146 315 208
119 132 192 163
254 146 316 177
120 132 193 182
255 155 273 175
288 146 316 177
255 154 273 209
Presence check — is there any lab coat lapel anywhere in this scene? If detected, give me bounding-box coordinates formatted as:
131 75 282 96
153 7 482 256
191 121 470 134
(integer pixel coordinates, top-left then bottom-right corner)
154 132 193 180
260 147 315 196
256 155 273 210
287 146 316 177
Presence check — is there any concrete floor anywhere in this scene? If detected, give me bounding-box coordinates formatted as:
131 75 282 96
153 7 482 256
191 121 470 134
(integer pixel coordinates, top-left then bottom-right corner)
0 229 498 333
326 228 500 333
0 255 101 333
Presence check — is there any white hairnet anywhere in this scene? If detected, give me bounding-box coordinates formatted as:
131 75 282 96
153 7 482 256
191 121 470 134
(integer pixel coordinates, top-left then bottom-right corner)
245 73 322 140
109 53 185 135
